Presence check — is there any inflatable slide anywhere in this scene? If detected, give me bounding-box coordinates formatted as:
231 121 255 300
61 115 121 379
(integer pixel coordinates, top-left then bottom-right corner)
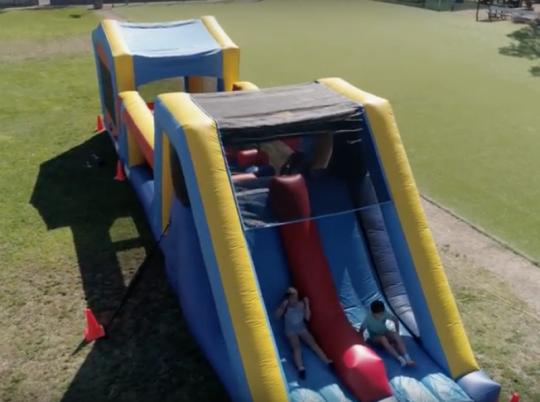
92 18 501 402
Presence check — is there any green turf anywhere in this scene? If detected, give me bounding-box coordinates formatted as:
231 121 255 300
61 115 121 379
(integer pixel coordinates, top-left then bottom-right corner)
0 7 97 41
118 0 540 262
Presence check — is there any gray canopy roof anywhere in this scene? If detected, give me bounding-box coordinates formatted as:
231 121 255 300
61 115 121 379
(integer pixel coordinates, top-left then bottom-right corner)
192 82 364 144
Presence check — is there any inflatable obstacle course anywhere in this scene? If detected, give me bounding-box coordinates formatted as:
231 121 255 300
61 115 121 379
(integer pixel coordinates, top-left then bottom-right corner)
91 18 501 402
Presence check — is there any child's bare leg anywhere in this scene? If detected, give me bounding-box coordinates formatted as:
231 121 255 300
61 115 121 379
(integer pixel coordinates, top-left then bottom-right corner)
287 334 304 371
387 331 407 355
299 330 332 364
372 335 402 362
387 332 415 365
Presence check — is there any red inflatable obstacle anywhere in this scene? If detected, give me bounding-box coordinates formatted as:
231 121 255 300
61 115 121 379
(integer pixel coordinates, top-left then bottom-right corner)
270 175 392 402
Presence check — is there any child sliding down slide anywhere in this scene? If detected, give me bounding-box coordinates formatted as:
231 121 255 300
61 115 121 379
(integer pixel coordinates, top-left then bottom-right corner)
275 287 334 379
359 300 416 368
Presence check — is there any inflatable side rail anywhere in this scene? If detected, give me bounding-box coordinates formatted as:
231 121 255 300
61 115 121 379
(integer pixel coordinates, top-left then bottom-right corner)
117 81 259 170
269 174 393 402
119 91 155 168
154 92 289 402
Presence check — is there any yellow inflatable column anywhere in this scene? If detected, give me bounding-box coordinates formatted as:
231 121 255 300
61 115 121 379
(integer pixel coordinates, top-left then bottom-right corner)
202 16 240 91
159 93 288 401
118 91 154 167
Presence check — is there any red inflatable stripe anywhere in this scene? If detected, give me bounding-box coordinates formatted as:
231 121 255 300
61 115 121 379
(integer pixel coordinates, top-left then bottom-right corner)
270 175 392 402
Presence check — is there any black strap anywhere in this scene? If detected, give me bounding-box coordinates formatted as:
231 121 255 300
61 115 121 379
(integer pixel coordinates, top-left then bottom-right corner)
104 222 170 332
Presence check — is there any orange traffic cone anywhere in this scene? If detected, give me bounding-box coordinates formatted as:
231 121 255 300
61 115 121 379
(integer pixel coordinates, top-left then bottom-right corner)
114 160 126 182
83 308 105 343
95 115 105 133
509 393 520 402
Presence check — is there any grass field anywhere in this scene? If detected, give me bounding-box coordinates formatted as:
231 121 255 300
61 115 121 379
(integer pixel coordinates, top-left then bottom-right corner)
0 2 539 401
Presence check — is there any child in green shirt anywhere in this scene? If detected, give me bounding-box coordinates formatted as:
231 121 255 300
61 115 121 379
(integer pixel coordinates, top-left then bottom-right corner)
358 300 415 367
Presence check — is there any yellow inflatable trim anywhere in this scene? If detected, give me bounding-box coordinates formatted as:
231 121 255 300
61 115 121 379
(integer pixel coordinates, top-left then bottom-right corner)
201 16 240 91
101 19 134 92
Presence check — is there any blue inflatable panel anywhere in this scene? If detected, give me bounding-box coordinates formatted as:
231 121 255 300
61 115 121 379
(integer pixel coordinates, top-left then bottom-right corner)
422 373 473 402
127 165 154 225
457 370 501 402
379 202 449 375
352 176 418 336
305 173 418 336
116 20 223 87
119 20 220 58
358 203 419 336
117 125 129 165
161 199 241 401
390 376 438 402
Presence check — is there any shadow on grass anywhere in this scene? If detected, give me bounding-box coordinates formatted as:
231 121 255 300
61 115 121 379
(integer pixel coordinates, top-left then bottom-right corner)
60 253 227 402
30 133 227 401
499 25 540 76
31 133 152 316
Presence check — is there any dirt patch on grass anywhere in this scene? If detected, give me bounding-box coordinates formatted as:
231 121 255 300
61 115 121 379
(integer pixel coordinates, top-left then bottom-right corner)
442 249 540 401
0 35 92 63
93 6 125 21
423 197 540 317
424 197 540 401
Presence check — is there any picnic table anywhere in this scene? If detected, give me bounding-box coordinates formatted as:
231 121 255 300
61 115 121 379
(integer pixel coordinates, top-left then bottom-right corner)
476 0 539 22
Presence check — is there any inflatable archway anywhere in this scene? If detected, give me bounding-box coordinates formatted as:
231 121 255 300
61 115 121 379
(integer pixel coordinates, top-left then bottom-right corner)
92 17 239 136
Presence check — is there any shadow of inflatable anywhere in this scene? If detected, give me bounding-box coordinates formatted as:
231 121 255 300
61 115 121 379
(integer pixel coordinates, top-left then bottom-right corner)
30 133 227 401
30 133 152 316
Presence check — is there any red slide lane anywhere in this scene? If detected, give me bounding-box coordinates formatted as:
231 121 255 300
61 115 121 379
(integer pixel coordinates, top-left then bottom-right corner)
270 175 392 402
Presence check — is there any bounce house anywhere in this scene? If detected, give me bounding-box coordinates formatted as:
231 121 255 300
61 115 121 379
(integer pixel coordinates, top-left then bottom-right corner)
92 18 501 402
